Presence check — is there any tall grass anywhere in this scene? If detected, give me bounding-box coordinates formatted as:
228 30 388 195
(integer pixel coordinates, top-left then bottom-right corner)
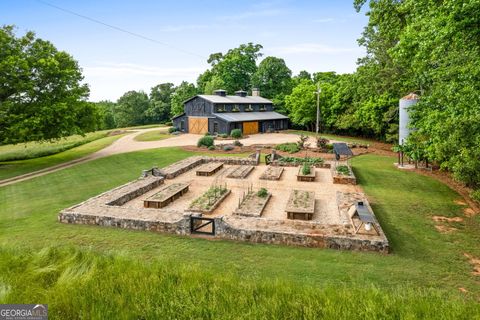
0 246 477 320
0 131 112 162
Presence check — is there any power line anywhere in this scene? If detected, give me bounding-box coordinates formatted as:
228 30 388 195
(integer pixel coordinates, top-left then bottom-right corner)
36 0 206 60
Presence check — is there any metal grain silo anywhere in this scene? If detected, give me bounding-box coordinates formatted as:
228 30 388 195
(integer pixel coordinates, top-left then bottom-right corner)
399 93 419 145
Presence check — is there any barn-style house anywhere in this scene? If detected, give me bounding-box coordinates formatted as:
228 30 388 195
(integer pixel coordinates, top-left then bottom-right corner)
172 89 289 135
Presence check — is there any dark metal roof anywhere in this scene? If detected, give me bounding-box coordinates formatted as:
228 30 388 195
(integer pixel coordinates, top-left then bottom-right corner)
332 143 353 156
354 202 376 223
184 94 273 105
213 111 288 122
171 113 185 120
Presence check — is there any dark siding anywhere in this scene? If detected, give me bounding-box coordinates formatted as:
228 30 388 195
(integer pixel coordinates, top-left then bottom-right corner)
172 115 188 132
209 117 229 134
184 97 214 117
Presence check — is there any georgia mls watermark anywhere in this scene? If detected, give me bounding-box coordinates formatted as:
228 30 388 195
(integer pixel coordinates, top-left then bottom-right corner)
0 304 47 320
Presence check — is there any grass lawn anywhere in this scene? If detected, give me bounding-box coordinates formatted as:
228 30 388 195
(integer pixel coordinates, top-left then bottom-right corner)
286 129 377 144
0 149 479 318
0 134 125 181
134 129 171 142
0 131 115 162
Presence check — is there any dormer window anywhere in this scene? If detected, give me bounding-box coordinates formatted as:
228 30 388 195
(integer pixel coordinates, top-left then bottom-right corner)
216 104 226 112
232 105 240 112
259 104 267 111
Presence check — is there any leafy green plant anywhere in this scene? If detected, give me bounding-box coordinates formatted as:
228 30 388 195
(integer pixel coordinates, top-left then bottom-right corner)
336 165 350 176
230 129 242 139
208 145 216 151
275 143 300 154
316 137 329 149
297 134 308 149
257 188 268 198
168 127 178 134
219 133 229 138
197 136 214 148
301 163 311 175
223 145 234 151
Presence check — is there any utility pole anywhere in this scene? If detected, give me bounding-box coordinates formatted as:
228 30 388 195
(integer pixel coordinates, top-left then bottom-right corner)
315 83 321 135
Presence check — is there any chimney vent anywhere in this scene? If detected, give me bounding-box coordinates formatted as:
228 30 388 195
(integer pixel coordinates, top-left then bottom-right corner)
252 88 260 97
235 90 247 97
214 89 226 97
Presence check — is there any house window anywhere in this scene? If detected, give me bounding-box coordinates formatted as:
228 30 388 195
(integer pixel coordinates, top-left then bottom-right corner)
216 104 226 112
213 122 219 133
180 120 185 131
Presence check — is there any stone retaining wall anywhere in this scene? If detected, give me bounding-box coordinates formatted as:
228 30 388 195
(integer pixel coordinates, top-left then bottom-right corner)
105 177 164 206
58 210 389 253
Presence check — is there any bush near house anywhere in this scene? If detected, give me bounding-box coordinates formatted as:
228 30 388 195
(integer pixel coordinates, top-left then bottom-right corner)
230 129 242 139
197 136 214 148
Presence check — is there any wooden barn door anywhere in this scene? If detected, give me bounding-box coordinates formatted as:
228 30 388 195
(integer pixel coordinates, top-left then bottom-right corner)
243 121 259 135
188 117 208 134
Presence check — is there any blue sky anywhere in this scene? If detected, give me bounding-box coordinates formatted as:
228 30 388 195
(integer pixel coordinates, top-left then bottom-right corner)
1 0 368 101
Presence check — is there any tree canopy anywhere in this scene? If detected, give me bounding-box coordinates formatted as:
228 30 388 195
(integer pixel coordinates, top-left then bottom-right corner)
0 25 95 144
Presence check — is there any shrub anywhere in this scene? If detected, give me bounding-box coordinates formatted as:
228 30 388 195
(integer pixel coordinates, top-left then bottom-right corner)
197 136 214 148
204 132 211 136
223 145 234 151
219 133 229 138
275 143 300 154
301 163 311 175
233 140 243 147
316 137 329 149
168 127 178 134
257 188 268 198
230 129 242 139
336 165 350 176
208 145 216 151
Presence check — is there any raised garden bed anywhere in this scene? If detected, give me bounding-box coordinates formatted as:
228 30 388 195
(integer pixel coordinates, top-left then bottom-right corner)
196 162 224 176
143 182 189 209
188 186 231 213
234 189 271 217
271 156 331 168
227 165 254 179
259 166 284 180
332 164 357 185
285 190 315 220
297 166 316 182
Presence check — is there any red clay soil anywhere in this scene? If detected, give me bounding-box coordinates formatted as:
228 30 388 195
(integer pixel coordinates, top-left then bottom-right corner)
463 253 480 276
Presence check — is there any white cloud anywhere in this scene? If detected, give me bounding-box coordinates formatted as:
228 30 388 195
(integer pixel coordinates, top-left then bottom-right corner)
82 62 205 101
313 18 335 23
83 62 204 78
268 43 361 55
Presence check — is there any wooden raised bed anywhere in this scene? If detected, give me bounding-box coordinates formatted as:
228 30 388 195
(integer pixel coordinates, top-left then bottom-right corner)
227 165 254 179
259 166 284 180
296 166 316 182
285 190 315 220
188 186 231 214
234 191 271 217
196 162 224 176
143 182 189 209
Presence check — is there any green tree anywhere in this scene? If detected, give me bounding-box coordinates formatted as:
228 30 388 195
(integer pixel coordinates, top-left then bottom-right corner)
94 101 117 129
285 80 317 131
251 56 292 99
0 26 93 144
206 43 263 93
203 76 225 95
114 91 150 128
147 83 174 123
170 81 197 117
